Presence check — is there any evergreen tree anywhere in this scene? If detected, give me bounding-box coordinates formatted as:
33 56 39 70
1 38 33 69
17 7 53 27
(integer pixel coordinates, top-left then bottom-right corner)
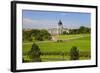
28 43 41 62
70 46 79 60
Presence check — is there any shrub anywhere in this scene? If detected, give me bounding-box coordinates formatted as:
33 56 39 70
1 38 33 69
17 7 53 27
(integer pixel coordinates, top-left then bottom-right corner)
22 58 29 63
70 46 79 60
57 40 63 42
28 43 41 62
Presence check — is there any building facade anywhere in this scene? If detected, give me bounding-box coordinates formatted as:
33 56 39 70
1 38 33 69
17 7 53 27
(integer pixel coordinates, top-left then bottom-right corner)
47 20 69 35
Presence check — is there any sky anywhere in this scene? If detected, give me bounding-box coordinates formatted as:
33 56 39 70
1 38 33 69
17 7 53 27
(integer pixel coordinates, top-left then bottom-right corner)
22 10 91 29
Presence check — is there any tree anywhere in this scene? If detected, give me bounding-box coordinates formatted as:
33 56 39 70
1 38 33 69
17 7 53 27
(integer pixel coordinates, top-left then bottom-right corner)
23 30 33 41
35 34 43 41
23 29 52 41
40 29 51 40
28 43 41 62
68 26 91 34
79 26 91 33
63 31 67 35
70 46 79 60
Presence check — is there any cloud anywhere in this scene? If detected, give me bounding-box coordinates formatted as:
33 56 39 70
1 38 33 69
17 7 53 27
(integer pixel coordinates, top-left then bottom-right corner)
23 18 58 29
23 18 90 29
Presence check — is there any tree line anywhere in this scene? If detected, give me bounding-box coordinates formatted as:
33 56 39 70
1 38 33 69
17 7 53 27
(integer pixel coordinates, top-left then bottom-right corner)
23 29 52 41
63 26 91 35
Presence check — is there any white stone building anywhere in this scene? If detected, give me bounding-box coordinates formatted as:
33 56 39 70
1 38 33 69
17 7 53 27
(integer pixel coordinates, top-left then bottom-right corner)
47 20 69 35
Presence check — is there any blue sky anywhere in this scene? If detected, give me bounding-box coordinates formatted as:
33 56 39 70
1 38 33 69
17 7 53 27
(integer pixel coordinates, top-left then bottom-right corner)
22 10 91 29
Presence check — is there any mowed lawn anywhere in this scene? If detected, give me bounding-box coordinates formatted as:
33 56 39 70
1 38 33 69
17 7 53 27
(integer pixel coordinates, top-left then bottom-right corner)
54 34 90 40
23 34 91 61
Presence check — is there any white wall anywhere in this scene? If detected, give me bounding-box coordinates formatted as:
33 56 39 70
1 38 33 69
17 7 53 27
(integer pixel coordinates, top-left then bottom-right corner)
0 0 99 73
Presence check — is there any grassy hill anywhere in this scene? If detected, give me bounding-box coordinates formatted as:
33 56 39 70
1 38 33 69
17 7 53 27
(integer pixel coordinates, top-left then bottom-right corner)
23 34 91 62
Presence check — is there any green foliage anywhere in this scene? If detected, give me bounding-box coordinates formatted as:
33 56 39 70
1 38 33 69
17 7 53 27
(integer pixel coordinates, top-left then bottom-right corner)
69 29 79 34
41 30 51 40
28 43 41 62
23 35 90 53
62 31 67 35
23 30 33 41
79 26 90 33
57 40 63 42
23 29 51 42
31 29 40 36
35 29 51 41
23 34 90 62
69 26 91 34
35 34 43 41
70 46 79 60
22 58 29 62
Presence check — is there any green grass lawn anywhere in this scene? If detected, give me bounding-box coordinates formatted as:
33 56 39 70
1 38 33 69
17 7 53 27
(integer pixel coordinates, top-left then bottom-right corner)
54 34 90 40
23 34 91 62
